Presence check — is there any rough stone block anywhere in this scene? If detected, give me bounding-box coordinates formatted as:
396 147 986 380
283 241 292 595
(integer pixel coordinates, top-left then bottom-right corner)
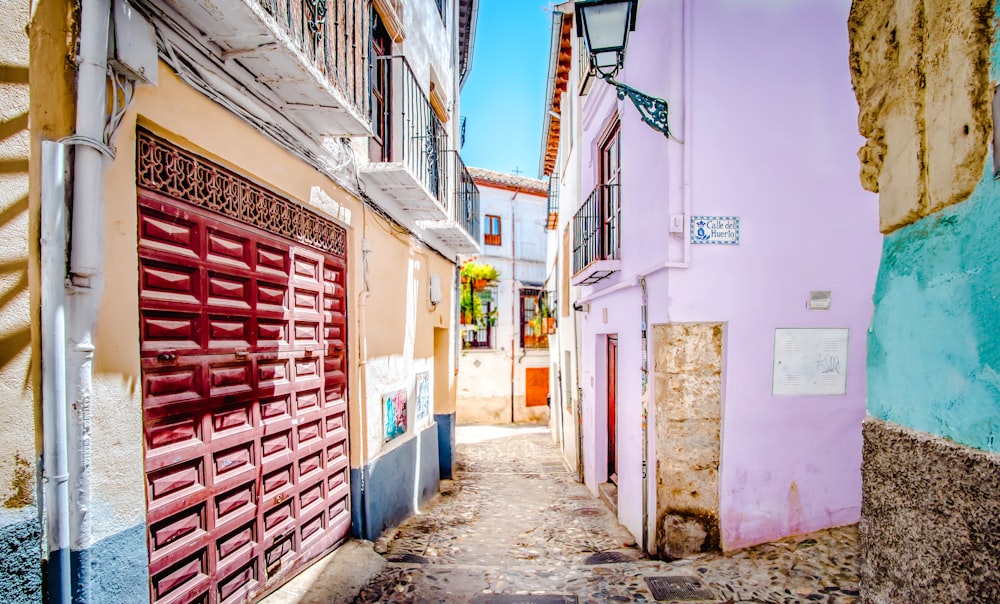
656 419 720 472
654 373 722 421
657 466 719 513
654 323 723 374
848 0 991 234
861 418 1000 603
660 513 709 559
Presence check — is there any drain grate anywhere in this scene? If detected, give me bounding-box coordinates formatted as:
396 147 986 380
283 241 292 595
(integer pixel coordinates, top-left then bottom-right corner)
573 507 603 517
584 551 637 564
384 553 429 564
645 575 716 601
472 596 578 604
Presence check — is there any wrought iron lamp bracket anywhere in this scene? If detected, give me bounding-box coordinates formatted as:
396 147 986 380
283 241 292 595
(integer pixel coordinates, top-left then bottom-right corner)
606 77 681 142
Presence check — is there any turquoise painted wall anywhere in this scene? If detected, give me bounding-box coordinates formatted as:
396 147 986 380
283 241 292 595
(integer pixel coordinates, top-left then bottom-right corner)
868 16 1000 454
868 162 1000 453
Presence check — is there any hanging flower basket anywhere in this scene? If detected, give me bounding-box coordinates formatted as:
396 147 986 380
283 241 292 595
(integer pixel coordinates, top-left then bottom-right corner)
473 278 488 291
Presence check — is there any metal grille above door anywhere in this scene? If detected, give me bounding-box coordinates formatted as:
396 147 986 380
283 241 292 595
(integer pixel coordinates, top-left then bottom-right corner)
137 131 350 604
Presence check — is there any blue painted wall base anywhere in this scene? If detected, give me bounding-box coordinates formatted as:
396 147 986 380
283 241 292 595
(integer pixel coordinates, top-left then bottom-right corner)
50 523 149 604
351 423 441 541
0 507 41 603
435 413 455 480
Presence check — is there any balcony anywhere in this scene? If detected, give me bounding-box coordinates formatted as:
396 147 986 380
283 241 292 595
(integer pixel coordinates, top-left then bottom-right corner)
419 151 481 254
359 55 450 221
161 0 371 135
572 184 621 285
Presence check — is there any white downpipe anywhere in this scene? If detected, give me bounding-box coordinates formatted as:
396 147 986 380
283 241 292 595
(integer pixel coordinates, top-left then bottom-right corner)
66 0 112 597
639 0 692 277
41 141 71 604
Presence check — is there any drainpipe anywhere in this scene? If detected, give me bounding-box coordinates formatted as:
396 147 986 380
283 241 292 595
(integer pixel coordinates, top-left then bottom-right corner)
356 235 372 539
41 142 71 604
639 275 649 554
638 0 692 278
508 187 521 424
636 0 693 555
64 0 113 599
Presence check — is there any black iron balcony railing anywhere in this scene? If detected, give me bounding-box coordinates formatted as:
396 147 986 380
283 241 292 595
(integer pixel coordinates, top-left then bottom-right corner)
572 184 620 275
257 0 370 119
371 55 447 203
546 172 560 230
450 151 480 242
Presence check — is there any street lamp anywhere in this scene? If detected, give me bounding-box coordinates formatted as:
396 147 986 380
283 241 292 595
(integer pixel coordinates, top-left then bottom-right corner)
575 0 678 140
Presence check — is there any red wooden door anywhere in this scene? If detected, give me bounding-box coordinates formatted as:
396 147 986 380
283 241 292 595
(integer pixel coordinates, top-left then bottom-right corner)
607 336 618 484
525 367 550 407
138 191 350 604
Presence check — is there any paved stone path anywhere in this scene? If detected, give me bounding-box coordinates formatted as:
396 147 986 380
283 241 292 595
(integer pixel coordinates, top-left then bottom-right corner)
351 425 860 603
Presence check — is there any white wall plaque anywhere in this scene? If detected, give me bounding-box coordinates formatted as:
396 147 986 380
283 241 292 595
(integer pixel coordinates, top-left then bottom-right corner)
772 328 849 396
691 216 739 244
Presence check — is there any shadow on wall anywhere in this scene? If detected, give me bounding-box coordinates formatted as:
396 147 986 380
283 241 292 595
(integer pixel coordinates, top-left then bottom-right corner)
0 65 30 382
0 61 33 503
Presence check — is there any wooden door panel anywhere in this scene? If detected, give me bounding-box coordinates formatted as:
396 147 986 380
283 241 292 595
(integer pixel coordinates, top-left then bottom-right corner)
139 191 350 604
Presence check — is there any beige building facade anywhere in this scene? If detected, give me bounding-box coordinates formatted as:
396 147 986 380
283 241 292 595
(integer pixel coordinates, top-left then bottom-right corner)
6 0 480 601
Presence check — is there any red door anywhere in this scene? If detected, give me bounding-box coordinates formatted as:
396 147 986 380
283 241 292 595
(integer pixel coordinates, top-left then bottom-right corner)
607 336 618 484
138 188 350 603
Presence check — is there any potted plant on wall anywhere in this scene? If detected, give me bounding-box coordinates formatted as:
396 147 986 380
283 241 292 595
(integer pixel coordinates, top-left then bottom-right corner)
537 292 556 334
461 262 500 292
460 286 482 326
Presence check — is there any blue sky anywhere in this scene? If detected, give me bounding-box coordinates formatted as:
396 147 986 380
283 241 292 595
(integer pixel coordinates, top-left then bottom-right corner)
460 2 554 178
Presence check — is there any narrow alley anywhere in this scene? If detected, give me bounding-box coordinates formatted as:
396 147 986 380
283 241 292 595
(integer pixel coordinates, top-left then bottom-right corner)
266 425 860 603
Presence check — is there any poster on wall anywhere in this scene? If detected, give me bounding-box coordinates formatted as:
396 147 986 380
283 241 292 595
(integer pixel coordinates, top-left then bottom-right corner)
415 372 431 426
772 328 849 396
383 389 408 442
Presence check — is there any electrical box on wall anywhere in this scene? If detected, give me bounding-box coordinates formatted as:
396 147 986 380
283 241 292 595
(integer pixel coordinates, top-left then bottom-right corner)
429 275 442 305
669 213 685 234
110 0 158 85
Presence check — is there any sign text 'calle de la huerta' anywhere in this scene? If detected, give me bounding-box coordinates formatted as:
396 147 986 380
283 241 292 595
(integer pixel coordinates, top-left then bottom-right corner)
690 216 739 245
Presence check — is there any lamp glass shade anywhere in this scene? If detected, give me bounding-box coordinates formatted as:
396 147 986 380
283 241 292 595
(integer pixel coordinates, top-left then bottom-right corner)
578 1 632 54
592 50 620 73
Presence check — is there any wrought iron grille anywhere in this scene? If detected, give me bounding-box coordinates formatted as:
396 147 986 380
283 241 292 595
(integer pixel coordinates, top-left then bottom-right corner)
520 287 549 349
572 184 619 274
256 0 370 120
372 55 447 204
136 129 347 258
449 150 480 243
546 172 560 230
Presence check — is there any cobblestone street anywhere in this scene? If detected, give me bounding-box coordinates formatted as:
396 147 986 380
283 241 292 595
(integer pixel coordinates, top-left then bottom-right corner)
349 425 860 603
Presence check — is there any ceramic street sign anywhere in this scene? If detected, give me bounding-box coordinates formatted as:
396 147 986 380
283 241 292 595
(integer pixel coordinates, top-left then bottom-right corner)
690 216 739 245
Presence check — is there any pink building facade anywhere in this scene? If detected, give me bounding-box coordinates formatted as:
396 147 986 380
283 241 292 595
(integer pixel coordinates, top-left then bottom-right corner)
546 0 881 555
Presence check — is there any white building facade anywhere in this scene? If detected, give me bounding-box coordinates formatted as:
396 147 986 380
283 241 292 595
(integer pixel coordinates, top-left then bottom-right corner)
457 169 552 424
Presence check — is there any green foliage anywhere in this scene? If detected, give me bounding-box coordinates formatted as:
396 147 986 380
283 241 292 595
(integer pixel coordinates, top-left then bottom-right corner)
460 261 500 284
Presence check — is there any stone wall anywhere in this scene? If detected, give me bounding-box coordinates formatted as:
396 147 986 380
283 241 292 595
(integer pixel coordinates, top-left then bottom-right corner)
652 323 722 559
861 419 1000 602
848 0 993 233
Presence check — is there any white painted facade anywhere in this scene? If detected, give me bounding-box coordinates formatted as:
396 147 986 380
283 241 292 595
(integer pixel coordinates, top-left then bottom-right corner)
457 170 551 424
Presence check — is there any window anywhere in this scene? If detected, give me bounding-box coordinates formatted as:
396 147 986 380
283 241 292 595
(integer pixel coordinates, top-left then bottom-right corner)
461 286 496 349
436 0 446 19
484 214 501 246
369 8 392 162
571 117 621 278
599 119 621 261
520 288 550 350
